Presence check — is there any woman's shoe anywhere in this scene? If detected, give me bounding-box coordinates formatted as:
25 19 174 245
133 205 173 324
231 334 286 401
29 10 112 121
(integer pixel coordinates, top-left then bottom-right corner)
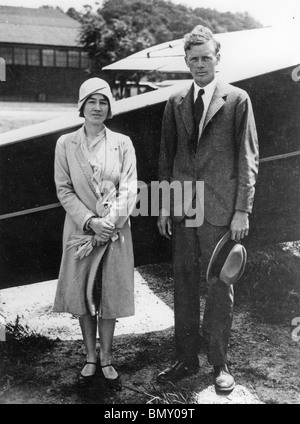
100 364 122 391
78 361 97 387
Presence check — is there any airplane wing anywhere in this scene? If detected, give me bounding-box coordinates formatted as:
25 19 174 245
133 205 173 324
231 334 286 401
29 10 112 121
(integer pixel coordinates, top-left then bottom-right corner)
103 24 300 82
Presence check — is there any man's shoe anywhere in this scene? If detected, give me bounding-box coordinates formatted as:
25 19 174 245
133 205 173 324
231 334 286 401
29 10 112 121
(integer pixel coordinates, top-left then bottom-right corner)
213 364 235 392
157 361 199 383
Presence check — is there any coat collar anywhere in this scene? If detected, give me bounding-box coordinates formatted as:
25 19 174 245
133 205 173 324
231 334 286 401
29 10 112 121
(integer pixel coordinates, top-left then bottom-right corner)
203 78 230 131
178 84 194 137
72 125 119 200
72 125 118 149
178 78 230 136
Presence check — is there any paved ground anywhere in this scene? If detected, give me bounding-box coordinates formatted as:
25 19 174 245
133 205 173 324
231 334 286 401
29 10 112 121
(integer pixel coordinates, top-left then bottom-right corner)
0 269 175 340
0 102 76 133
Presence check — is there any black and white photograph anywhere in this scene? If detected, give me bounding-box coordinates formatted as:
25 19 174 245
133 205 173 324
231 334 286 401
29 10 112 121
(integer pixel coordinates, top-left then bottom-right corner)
0 0 300 407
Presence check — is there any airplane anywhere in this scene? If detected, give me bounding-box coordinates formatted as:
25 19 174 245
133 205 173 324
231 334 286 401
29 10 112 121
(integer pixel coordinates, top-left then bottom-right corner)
0 24 300 289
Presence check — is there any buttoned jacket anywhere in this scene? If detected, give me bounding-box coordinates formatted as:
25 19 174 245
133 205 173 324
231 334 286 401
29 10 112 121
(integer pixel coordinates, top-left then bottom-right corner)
158 79 259 226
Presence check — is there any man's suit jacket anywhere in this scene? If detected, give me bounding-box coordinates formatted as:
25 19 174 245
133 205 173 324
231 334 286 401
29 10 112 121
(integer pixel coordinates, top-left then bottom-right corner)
158 79 259 226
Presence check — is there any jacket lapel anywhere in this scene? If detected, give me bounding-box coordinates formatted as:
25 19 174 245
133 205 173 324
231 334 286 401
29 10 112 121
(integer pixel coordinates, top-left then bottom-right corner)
178 80 230 136
72 127 99 199
178 84 194 137
71 126 119 200
95 128 119 214
104 127 119 178
203 79 229 131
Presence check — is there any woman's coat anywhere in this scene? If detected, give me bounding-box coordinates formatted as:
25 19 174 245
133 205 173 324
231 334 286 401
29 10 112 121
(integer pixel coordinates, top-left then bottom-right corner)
53 126 137 318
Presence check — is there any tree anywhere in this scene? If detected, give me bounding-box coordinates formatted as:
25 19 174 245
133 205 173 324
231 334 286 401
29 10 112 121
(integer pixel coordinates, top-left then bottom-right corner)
77 3 155 76
70 0 263 92
66 7 85 23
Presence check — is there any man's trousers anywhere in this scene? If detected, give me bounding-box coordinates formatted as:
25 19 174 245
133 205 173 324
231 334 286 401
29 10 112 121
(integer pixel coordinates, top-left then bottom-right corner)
172 218 234 367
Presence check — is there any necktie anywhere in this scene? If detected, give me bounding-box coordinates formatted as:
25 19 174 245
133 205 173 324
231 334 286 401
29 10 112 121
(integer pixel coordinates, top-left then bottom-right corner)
191 89 205 151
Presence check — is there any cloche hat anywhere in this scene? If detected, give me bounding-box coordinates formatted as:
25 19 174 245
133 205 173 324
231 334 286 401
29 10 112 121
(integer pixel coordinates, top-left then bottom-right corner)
78 77 113 119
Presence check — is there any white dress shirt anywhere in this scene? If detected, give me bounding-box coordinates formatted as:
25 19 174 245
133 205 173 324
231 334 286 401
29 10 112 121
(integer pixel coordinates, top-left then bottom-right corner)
193 77 217 142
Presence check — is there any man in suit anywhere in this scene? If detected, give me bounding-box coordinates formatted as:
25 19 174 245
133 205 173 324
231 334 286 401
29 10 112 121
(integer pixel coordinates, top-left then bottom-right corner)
157 25 259 391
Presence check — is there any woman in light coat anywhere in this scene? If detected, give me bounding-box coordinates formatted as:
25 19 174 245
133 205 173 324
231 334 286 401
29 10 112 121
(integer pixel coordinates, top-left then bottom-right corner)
53 78 137 389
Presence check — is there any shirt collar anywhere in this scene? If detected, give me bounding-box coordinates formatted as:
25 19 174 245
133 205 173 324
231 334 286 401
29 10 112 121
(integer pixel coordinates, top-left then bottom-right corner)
81 125 106 144
193 77 217 101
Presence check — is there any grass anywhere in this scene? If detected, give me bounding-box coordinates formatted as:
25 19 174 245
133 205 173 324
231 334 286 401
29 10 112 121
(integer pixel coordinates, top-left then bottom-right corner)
0 315 57 401
125 383 195 404
0 315 55 356
235 241 300 324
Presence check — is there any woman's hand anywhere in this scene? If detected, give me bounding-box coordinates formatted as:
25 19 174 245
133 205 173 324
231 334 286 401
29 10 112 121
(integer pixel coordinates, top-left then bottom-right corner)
89 217 115 238
92 234 109 247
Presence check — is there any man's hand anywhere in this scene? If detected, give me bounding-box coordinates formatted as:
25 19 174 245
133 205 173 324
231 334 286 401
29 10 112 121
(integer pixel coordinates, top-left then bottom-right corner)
230 210 249 241
157 212 172 240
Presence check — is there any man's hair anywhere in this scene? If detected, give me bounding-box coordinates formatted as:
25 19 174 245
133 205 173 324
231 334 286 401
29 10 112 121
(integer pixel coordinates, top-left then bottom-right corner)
183 25 221 55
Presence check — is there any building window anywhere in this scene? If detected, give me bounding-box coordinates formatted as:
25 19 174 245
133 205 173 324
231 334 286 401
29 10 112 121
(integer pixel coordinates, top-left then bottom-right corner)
0 47 13 64
55 50 67 67
80 52 89 69
0 46 89 69
68 50 80 68
14 47 26 65
42 49 54 67
27 48 40 66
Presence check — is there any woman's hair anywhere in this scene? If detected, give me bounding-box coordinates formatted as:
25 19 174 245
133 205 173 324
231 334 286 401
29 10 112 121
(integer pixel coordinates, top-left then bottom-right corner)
183 25 221 55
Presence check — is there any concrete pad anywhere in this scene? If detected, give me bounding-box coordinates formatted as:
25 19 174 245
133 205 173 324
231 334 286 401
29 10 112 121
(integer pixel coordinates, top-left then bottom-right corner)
0 269 174 340
194 384 263 404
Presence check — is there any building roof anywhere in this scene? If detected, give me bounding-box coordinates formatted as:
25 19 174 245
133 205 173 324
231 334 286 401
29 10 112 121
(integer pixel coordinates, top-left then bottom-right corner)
0 5 82 47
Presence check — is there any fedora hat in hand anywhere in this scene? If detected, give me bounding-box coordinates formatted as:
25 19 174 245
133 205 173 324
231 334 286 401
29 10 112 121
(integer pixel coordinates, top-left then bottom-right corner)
206 231 247 286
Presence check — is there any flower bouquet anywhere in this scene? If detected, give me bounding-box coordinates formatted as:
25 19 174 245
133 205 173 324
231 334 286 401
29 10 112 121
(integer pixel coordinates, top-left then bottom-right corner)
66 235 94 260
67 189 119 260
